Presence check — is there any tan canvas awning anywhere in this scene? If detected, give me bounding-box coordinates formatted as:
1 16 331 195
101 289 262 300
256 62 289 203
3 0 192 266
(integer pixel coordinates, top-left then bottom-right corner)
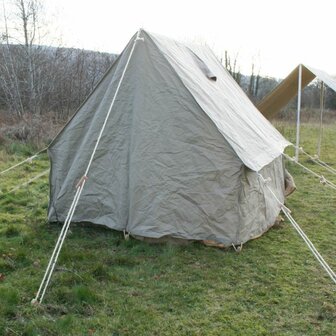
257 64 336 119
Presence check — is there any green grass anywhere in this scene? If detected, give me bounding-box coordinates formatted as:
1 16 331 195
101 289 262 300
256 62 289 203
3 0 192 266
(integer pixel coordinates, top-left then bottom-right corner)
0 129 335 336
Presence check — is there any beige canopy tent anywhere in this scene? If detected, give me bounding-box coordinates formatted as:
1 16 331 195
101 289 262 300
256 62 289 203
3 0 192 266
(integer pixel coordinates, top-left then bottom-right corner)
257 64 336 159
257 64 336 119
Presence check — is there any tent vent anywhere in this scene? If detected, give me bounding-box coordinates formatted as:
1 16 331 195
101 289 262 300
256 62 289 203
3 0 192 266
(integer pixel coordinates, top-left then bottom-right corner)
188 48 217 81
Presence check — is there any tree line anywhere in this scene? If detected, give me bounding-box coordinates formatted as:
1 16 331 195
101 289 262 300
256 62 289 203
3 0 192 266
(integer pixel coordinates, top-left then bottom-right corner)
0 0 335 129
224 51 336 111
0 0 116 123
0 44 116 120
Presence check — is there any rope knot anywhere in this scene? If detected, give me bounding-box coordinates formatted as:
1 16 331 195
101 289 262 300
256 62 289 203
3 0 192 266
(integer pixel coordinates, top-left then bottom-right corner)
76 175 88 189
27 156 35 164
320 175 327 185
280 204 292 214
257 173 271 185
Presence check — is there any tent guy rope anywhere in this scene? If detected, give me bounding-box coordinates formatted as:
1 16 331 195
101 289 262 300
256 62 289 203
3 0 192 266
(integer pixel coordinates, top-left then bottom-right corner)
32 29 144 305
315 157 336 175
257 173 336 285
5 169 49 194
283 153 336 191
0 147 48 175
296 146 336 176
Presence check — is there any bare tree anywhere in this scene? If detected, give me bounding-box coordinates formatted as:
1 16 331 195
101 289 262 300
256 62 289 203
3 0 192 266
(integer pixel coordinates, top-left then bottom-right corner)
248 63 255 97
15 0 41 114
223 50 241 85
0 2 24 116
248 57 261 102
0 0 43 115
0 0 116 124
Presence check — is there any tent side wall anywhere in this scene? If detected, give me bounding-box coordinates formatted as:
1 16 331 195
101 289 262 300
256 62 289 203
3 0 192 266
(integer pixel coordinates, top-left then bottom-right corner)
48 39 138 230
124 38 244 244
124 36 285 245
237 155 285 244
148 31 289 171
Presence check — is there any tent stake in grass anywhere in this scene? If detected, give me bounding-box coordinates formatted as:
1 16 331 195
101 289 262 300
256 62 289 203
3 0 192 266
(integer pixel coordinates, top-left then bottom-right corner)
32 29 144 304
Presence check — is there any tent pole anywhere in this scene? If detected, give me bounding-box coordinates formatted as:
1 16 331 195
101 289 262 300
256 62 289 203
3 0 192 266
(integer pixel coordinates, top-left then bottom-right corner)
295 64 302 161
317 82 325 158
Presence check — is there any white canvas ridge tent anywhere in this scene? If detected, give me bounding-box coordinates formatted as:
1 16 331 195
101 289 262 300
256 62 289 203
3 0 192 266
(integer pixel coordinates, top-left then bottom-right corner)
48 29 290 246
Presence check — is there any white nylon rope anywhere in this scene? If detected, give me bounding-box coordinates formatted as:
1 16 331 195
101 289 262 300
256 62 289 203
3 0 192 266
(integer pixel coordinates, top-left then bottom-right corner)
283 153 336 191
0 147 48 175
32 186 81 304
257 173 336 285
39 185 84 303
316 157 336 175
4 169 49 194
32 29 144 304
296 146 336 176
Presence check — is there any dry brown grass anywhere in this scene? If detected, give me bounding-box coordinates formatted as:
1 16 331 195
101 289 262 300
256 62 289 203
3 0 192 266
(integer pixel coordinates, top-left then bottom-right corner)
0 110 66 147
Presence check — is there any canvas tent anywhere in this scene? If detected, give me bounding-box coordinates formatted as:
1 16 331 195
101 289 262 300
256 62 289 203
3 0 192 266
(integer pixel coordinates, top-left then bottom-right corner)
48 30 290 246
257 64 336 119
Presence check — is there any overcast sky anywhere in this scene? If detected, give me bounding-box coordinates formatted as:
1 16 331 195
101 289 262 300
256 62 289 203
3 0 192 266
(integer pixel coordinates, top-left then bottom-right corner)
43 0 335 78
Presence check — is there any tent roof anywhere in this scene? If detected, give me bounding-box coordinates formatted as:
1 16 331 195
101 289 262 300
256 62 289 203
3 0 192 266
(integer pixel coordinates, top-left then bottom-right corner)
257 64 336 119
50 30 290 172
145 31 289 171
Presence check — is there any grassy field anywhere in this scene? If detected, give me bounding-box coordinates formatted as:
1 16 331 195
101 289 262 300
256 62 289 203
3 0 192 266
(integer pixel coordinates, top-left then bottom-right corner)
0 123 335 335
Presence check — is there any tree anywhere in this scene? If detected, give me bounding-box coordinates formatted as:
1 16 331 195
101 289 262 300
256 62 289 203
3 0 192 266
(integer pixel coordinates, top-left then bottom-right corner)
0 0 43 116
223 50 242 85
0 0 116 122
18 0 36 110
0 2 24 116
